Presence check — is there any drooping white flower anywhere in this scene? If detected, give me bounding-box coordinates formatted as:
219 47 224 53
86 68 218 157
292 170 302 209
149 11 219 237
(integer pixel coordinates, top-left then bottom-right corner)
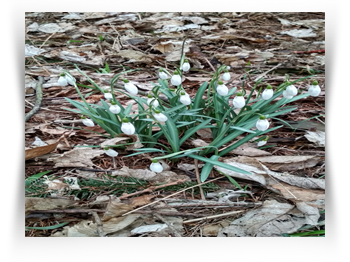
181 59 190 72
222 71 231 81
285 84 298 97
81 117 95 127
104 148 119 157
262 85 274 100
104 92 113 100
159 70 168 80
232 93 245 108
150 160 163 173
147 95 159 108
179 92 191 105
171 72 182 86
256 116 269 131
121 119 135 135
216 81 228 96
283 90 294 99
123 79 138 95
57 75 68 86
308 80 321 97
109 103 121 114
226 66 231 70
153 110 168 122
257 140 267 147
65 74 76 86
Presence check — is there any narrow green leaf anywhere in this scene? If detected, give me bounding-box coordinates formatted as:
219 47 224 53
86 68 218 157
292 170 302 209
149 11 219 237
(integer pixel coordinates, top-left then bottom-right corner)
187 154 251 175
200 155 220 182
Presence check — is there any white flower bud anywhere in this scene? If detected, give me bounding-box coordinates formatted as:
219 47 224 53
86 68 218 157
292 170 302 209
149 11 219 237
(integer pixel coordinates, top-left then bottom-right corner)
109 104 121 114
104 148 118 157
82 118 95 127
308 84 321 97
232 95 245 108
262 88 274 100
104 92 113 100
171 74 182 86
147 98 159 108
159 71 168 80
124 82 138 95
121 122 135 135
283 90 294 99
285 85 298 97
150 162 163 173
222 72 231 81
256 118 269 131
179 93 191 105
181 62 190 72
58 76 68 86
153 112 168 122
257 140 267 147
217 83 228 96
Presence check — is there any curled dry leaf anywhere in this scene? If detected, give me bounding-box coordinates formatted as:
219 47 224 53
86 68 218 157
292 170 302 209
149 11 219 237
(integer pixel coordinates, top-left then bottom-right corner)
25 197 77 214
228 143 271 156
25 139 60 160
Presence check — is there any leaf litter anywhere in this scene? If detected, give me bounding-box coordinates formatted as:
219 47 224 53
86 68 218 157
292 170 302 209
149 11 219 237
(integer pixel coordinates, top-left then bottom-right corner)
25 12 325 237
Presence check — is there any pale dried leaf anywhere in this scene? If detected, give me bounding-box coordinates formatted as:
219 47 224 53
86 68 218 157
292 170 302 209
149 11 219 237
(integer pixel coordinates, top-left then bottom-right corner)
25 197 76 214
218 200 304 237
295 201 320 225
191 139 209 147
131 224 168 234
117 49 152 63
25 139 60 160
48 147 104 168
304 130 325 147
111 166 190 183
229 143 271 156
153 43 174 54
102 200 133 221
100 137 130 148
255 155 320 171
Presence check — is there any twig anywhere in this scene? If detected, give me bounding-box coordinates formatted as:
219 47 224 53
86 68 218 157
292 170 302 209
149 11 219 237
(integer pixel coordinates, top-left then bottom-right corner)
25 76 44 122
183 210 245 224
122 176 225 216
194 158 206 200
118 179 187 200
254 63 282 82
89 211 106 237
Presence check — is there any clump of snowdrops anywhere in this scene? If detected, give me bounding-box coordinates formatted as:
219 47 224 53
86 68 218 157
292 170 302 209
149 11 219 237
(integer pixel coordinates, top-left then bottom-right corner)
63 56 321 182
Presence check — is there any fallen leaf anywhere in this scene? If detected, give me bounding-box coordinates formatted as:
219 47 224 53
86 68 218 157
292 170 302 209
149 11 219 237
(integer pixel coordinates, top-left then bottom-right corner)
217 200 304 237
112 166 190 183
229 143 271 156
117 49 152 63
255 155 320 171
153 43 174 54
48 147 104 168
25 197 76 214
304 130 325 147
25 139 60 160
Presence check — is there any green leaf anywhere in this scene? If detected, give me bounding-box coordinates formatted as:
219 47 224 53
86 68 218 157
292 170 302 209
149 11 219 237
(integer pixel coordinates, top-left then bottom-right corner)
193 82 208 109
179 119 212 146
187 154 251 175
200 155 220 182
25 170 51 183
25 222 69 231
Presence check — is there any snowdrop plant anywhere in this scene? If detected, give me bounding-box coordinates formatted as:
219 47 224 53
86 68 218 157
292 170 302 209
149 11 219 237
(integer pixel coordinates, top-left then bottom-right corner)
222 70 231 81
181 59 190 72
171 71 182 86
158 69 168 80
65 60 321 182
216 81 229 96
81 116 94 127
308 80 321 97
121 118 136 135
150 160 163 173
262 85 274 100
123 79 138 95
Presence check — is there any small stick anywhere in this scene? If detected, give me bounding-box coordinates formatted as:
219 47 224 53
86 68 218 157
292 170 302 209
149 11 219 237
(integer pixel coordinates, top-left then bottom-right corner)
122 176 225 216
183 210 245 224
194 158 206 200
